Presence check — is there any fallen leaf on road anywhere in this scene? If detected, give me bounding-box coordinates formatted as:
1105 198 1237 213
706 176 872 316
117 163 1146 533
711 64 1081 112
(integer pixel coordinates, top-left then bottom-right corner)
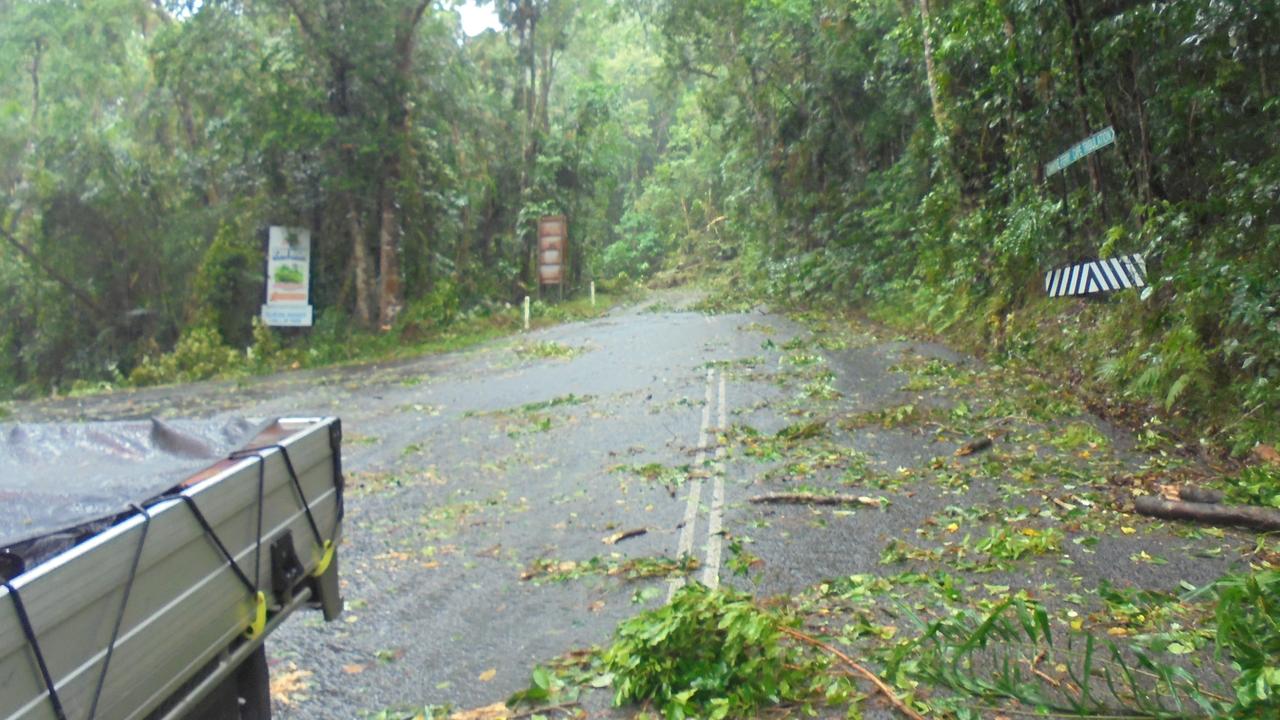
1256 444 1280 465
588 600 605 613
269 665 312 706
450 703 509 720
341 664 366 675
376 647 406 664
478 668 497 682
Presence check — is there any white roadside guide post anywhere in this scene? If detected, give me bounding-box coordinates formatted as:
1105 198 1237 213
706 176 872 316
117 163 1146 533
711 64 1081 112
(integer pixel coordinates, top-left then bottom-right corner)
590 281 596 307
523 295 531 331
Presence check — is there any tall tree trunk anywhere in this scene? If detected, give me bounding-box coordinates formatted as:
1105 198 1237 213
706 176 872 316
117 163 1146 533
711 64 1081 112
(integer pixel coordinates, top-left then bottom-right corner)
347 198 375 327
917 0 949 140
997 2 1035 179
452 123 472 290
537 44 556 136
377 178 403 328
375 0 430 329
29 38 42 125
517 0 540 291
1062 0 1103 198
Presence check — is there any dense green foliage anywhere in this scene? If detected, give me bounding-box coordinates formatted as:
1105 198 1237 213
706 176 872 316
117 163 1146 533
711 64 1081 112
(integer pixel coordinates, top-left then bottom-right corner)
3 0 1277 451
1215 570 1280 714
0 0 666 394
624 0 1280 451
896 570 1280 717
603 584 819 719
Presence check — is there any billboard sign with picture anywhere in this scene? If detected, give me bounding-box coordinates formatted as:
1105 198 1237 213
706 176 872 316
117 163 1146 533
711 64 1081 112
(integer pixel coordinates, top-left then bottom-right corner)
261 226 313 327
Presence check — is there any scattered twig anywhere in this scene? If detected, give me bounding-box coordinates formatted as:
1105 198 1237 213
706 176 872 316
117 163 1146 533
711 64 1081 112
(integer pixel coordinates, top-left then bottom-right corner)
964 706 1168 720
1133 495 1280 532
749 493 883 507
1051 497 1076 511
1028 650 1063 689
602 528 648 545
955 436 993 457
511 702 581 719
780 626 925 720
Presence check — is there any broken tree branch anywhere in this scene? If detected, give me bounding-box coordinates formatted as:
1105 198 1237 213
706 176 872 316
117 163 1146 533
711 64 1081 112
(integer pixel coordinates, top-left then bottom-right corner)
780 626 926 720
955 436 993 457
0 223 111 320
602 528 648 545
511 702 580 719
1177 486 1224 505
1133 495 1280 533
749 493 883 507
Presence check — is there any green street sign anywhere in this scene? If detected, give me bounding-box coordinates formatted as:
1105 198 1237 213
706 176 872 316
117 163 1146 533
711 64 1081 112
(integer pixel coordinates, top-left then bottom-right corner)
1045 126 1116 177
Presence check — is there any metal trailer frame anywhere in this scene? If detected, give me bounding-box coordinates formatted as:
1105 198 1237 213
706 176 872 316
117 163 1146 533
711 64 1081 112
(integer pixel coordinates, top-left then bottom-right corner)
0 417 344 720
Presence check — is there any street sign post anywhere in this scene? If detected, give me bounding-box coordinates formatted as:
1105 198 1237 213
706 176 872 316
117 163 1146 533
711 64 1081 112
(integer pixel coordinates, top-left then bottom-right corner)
1041 126 1131 301
1045 126 1115 177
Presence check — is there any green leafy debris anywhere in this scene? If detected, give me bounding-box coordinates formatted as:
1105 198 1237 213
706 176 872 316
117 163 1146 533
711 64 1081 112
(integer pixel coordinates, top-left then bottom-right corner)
603 584 831 720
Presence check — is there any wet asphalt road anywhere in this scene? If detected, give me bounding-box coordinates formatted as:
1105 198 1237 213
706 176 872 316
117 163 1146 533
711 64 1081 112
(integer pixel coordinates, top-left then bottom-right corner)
21 291 812 716
17 289 1253 719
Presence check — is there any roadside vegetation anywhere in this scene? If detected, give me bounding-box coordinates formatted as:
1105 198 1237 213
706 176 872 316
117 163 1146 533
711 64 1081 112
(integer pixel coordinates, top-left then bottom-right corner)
4 1 1279 719
489 316 1279 720
4 1 1276 461
82 289 616 394
617 1 1280 459
0 0 656 399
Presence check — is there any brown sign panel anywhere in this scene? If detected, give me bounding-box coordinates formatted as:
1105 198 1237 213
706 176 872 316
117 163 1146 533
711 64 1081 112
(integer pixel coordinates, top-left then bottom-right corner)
539 217 565 238
537 215 567 285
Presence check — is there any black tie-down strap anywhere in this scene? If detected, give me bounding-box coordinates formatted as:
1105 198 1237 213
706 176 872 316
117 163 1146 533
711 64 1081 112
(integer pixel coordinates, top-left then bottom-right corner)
3 578 67 720
231 443 336 578
6 505 161 720
0 437 343 719
149 447 269 640
87 504 152 720
139 441 336 644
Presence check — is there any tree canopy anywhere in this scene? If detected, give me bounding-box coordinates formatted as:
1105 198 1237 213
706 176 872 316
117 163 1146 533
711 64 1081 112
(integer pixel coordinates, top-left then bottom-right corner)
1 0 1277 451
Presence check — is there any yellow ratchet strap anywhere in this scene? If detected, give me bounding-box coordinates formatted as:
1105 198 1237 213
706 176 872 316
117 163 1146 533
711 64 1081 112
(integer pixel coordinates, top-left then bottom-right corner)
245 591 267 640
311 540 335 578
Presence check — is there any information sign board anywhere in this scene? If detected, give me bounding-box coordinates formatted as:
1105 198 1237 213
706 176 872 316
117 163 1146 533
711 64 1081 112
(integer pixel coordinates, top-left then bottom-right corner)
538 216 567 285
261 226 313 327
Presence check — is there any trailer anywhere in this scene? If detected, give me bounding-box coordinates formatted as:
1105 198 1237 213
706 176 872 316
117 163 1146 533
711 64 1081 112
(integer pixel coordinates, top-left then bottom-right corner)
0 416 344 720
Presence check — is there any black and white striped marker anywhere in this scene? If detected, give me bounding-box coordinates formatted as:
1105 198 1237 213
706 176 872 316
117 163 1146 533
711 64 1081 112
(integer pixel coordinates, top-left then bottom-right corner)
1044 254 1147 298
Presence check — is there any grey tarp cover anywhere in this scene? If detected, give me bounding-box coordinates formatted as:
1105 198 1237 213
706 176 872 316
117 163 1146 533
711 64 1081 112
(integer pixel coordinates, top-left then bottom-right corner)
0 416 269 572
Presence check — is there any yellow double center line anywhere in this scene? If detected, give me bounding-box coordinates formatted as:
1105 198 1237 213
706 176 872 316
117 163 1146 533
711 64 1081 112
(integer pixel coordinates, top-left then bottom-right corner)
668 368 727 600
